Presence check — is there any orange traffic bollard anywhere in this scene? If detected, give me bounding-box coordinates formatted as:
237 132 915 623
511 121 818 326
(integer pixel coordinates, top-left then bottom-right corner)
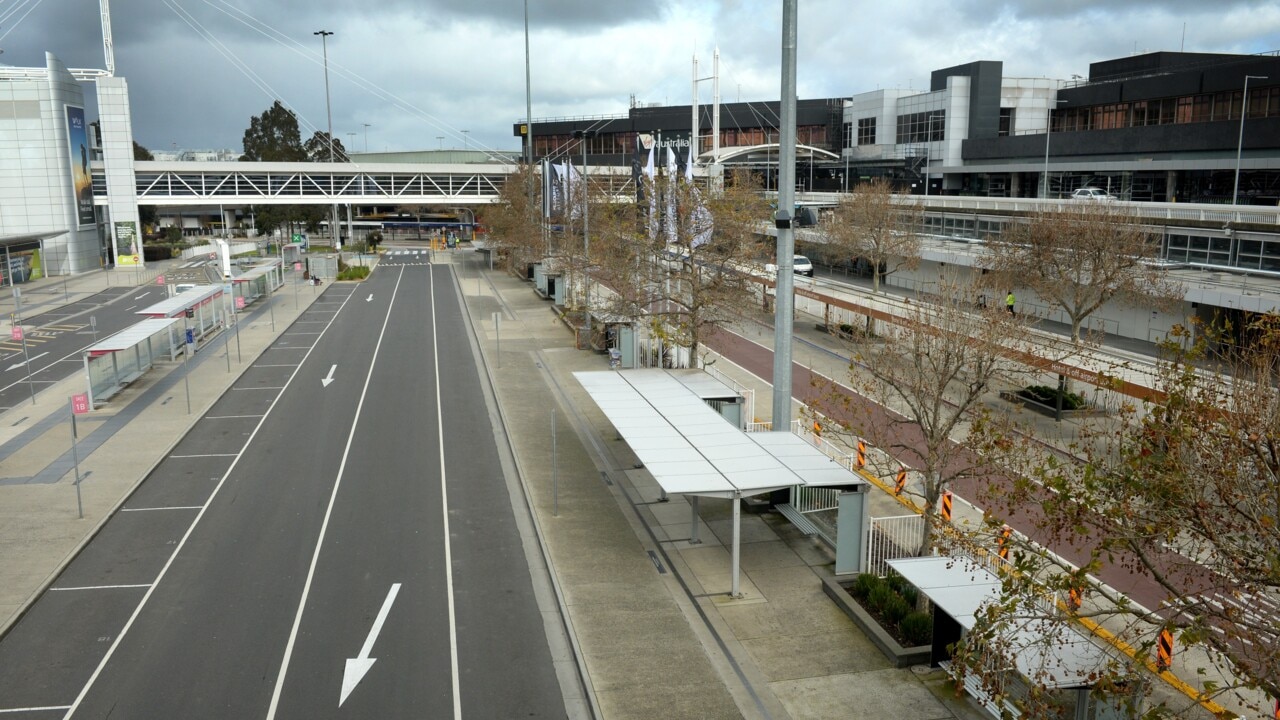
1156 628 1174 672
894 467 907 495
856 440 866 469
940 491 952 522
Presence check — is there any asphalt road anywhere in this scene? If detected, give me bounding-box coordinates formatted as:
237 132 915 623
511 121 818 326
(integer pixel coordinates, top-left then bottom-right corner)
0 255 566 718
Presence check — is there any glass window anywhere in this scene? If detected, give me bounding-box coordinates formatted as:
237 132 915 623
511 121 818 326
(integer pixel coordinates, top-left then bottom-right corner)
998 108 1014 137
857 117 876 145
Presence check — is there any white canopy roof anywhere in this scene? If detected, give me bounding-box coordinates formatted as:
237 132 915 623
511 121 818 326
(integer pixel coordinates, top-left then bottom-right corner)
574 369 864 499
887 556 1109 689
137 285 223 318
86 318 179 355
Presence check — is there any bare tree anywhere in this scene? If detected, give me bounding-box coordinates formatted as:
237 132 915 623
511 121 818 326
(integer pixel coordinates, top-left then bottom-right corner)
820 277 1037 554
590 168 768 366
821 179 923 293
483 164 545 273
988 204 1182 342
973 318 1280 715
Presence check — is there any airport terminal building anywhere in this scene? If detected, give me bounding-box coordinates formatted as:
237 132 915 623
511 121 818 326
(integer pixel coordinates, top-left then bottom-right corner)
517 50 1280 204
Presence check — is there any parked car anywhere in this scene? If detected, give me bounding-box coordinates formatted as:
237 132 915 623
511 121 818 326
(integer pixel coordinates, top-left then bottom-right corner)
1070 187 1117 202
792 255 814 276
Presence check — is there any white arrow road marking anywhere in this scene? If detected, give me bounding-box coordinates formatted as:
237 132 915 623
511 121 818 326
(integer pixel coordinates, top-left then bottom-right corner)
7 352 48 371
133 292 151 300
321 365 336 387
366 294 373 302
340 583 401 706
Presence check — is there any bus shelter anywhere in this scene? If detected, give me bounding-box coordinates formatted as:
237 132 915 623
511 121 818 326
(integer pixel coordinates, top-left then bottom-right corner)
575 369 867 598
230 260 284 307
83 318 181 408
137 285 225 351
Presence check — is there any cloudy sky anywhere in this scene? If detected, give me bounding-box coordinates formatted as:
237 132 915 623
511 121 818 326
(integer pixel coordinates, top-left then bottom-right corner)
3 0 1280 156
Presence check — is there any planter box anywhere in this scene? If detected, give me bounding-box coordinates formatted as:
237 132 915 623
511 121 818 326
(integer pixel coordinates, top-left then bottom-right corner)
821 575 931 668
999 390 1097 419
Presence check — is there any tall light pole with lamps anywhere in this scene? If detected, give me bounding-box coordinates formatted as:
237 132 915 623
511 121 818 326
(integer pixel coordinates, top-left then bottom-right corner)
1233 75 1269 205
573 129 596 344
1042 99 1068 199
462 130 470 149
314 30 339 249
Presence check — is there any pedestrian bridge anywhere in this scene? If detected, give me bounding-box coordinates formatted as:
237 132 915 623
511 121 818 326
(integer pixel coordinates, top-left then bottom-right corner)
91 160 637 207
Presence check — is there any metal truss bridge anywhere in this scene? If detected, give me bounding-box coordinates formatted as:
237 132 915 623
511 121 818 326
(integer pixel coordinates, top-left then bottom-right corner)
91 161 637 207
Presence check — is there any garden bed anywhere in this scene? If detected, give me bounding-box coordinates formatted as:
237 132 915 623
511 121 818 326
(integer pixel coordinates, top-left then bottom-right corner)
821 573 931 668
1000 384 1099 418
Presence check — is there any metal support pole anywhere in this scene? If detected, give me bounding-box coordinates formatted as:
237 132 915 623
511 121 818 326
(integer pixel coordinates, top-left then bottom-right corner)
1234 75 1269 206
731 491 742 597
771 0 798 432
182 317 192 415
493 312 501 369
552 408 559 517
15 287 35 406
689 496 701 544
71 405 83 519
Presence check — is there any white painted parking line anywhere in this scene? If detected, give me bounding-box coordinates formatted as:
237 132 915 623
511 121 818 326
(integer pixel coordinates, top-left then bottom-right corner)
169 454 239 459
0 705 72 714
250 364 298 368
233 387 285 391
205 415 266 419
121 506 203 512
49 584 150 592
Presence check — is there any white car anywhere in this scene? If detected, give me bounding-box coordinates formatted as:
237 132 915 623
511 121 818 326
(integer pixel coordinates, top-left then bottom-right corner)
792 255 814 276
1070 187 1117 202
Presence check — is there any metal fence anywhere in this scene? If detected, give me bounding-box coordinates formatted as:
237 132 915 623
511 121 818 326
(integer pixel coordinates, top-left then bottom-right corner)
865 514 925 578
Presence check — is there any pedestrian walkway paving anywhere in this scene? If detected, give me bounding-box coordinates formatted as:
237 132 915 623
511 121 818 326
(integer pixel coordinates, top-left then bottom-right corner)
456 249 994 720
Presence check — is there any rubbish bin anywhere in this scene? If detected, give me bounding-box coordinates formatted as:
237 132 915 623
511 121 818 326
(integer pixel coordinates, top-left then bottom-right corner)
608 348 622 369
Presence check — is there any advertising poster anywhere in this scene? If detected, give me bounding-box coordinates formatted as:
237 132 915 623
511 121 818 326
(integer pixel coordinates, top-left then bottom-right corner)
65 106 95 228
114 221 141 267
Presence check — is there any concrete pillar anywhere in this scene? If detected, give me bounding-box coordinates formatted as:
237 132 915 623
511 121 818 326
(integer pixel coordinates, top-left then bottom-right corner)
835 485 869 575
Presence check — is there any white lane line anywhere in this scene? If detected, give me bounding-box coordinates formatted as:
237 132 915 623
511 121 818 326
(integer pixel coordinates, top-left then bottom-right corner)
430 267 463 720
253 364 299 368
233 387 286 391
49 584 150 591
62 286 359 719
121 506 203 512
266 266 407 719
0 705 72 713
169 454 238 459
205 415 266 420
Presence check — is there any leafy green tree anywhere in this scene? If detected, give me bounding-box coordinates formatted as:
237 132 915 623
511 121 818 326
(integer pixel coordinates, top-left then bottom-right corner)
304 131 349 163
132 141 158 228
240 100 306 162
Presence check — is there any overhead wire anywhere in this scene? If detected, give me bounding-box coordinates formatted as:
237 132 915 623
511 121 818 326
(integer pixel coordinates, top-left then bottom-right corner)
164 0 321 139
0 0 48 44
201 0 516 165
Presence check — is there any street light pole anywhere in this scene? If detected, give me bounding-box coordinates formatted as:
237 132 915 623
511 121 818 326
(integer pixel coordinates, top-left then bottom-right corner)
437 136 445 151
314 30 339 249
1042 99 1067 200
462 130 470 150
1233 75 1269 206
362 123 371 152
574 129 595 346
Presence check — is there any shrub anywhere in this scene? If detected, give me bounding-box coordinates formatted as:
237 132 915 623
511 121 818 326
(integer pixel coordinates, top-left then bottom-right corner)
882 594 910 626
898 584 919 609
899 612 932 646
1020 385 1086 411
867 584 896 614
852 573 881 600
337 265 371 281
